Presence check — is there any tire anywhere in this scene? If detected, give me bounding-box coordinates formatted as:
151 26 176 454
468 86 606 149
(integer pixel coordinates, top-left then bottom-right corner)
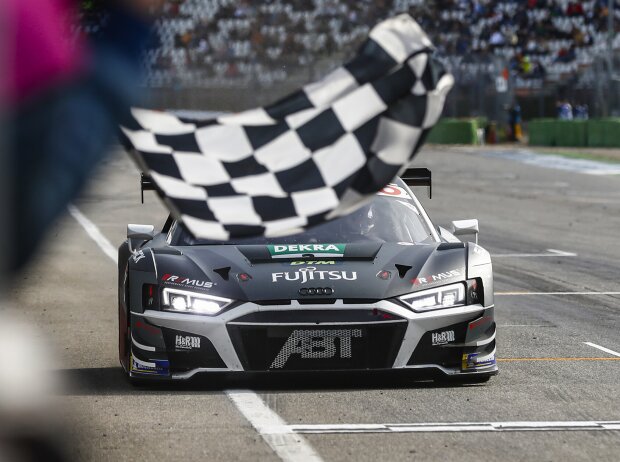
124 320 150 387
118 261 131 372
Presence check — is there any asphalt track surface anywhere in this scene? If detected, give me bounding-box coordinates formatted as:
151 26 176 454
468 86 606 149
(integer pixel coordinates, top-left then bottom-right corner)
8 145 620 461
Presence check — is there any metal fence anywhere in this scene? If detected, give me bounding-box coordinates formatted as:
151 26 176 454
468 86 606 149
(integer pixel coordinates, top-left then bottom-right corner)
440 54 513 123
145 49 620 122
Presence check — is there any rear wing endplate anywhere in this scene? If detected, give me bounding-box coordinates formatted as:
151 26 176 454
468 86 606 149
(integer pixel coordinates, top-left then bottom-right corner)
141 174 156 203
401 168 432 198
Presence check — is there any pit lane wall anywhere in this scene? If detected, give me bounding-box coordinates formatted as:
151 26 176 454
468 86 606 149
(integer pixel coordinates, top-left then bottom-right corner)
528 118 620 147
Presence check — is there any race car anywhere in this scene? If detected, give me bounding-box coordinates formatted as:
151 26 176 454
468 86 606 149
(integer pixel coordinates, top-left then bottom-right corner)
118 169 496 383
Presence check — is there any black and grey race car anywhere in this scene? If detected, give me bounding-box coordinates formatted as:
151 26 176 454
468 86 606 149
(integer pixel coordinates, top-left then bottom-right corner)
118 169 496 382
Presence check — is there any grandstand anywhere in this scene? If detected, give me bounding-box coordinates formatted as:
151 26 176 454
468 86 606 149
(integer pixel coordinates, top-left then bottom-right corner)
77 1 620 117
138 0 620 91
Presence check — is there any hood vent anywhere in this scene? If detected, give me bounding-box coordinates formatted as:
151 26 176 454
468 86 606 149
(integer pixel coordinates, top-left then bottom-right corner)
213 266 231 281
395 264 412 278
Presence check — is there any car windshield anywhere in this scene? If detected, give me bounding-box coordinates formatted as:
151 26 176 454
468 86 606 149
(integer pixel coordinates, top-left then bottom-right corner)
171 189 435 246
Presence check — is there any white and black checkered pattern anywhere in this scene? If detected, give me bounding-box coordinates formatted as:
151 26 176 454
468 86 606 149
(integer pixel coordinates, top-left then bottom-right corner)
120 15 454 240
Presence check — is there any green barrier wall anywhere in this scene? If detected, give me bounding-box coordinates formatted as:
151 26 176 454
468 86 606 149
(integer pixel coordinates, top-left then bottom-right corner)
556 120 588 147
587 119 606 147
426 118 479 144
587 118 620 147
528 119 555 146
528 118 620 147
432 117 620 147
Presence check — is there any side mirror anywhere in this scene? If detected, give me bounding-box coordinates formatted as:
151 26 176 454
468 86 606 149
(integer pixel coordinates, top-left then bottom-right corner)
451 219 479 244
127 224 155 251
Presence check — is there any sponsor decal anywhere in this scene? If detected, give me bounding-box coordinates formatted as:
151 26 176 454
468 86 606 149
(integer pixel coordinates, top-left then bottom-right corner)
130 355 169 376
462 351 496 370
175 335 201 350
290 260 335 265
271 329 363 369
412 269 462 286
431 330 455 346
132 250 146 263
268 244 345 259
161 274 215 289
272 267 357 284
377 183 411 199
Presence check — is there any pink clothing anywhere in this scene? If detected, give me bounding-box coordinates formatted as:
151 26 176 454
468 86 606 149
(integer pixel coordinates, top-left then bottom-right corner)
5 0 86 105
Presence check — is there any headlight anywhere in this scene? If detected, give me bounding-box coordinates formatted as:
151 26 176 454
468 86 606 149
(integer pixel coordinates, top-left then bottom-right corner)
162 288 232 315
399 282 466 312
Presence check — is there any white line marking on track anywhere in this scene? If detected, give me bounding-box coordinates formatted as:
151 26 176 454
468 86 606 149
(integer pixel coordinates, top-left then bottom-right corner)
68 204 322 462
226 390 324 462
288 421 620 434
492 249 577 258
496 291 620 296
477 148 620 175
67 205 118 263
584 342 620 357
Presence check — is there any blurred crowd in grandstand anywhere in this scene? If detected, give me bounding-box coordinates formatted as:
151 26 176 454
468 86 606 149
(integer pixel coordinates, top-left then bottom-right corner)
78 0 620 90
420 0 619 82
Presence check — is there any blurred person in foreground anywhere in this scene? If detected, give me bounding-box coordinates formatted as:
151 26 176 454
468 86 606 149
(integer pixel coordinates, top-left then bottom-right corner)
4 0 159 275
1 1 158 460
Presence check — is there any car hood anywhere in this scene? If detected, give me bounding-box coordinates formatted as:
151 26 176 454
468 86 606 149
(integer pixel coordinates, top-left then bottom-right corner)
152 242 468 302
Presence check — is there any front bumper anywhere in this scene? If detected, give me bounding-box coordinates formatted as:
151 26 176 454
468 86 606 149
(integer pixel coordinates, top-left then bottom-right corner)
127 300 496 380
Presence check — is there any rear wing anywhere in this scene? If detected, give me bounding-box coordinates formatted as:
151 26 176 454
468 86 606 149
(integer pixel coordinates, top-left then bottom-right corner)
401 168 432 198
140 174 156 203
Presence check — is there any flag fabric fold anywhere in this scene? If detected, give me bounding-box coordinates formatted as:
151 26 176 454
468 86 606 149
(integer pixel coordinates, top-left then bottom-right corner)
120 14 454 240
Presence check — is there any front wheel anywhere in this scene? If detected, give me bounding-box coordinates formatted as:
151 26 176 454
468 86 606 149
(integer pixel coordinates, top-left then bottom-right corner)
118 261 131 372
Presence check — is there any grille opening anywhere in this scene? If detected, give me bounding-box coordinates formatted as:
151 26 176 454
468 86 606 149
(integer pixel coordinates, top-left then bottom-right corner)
342 298 380 304
297 298 336 305
255 299 292 306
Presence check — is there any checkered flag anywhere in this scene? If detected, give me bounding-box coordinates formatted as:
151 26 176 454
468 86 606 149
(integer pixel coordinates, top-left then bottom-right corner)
120 14 453 240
